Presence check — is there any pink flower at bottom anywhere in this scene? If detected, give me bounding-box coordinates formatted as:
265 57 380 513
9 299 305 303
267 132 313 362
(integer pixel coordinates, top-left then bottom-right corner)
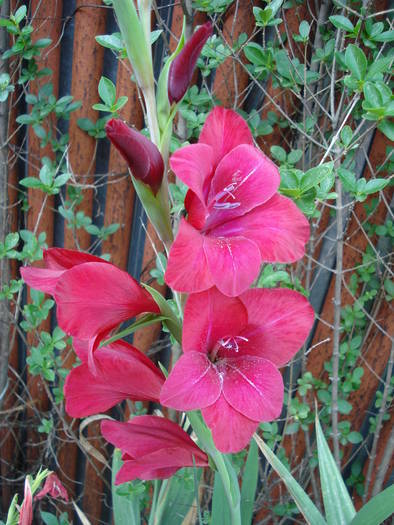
160 287 314 453
36 473 69 502
101 416 209 482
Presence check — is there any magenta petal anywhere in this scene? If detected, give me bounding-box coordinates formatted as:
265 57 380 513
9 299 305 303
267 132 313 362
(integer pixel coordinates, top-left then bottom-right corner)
20 267 64 295
203 235 261 296
55 262 159 339
185 190 207 230
160 352 221 410
44 247 107 270
169 143 214 205
202 395 258 453
205 144 279 231
182 288 248 354
199 107 254 169
212 194 309 263
64 341 164 417
165 219 214 293
239 288 315 366
102 416 207 459
221 356 284 422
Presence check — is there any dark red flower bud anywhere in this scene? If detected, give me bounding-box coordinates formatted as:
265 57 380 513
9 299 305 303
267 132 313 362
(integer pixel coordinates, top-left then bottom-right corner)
168 22 213 104
105 118 164 194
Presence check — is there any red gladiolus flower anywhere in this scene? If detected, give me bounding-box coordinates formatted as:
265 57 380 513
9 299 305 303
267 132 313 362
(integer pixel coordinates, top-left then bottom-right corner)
36 473 69 502
19 478 33 525
105 118 164 194
64 339 165 417
168 22 213 104
165 107 310 296
101 416 209 482
160 287 314 453
22 248 160 370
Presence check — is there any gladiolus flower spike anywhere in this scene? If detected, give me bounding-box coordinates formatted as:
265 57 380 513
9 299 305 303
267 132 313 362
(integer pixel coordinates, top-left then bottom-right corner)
101 416 209 483
160 287 314 453
168 22 213 105
105 118 164 194
165 107 310 297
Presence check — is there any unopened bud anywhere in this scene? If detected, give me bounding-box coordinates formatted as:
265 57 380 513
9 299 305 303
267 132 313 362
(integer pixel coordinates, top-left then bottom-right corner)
106 119 164 194
168 22 213 105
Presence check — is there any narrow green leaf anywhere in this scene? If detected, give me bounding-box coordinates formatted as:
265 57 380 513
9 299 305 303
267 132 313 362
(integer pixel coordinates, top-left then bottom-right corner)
142 283 182 344
112 449 140 525
100 313 169 347
315 416 356 525
254 434 327 525
350 485 394 525
373 30 394 42
241 439 259 525
157 468 201 525
211 471 232 525
345 45 367 81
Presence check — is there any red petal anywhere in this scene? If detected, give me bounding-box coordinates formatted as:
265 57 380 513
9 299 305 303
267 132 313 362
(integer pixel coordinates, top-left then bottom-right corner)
165 219 214 293
203 235 261 296
185 190 207 229
205 145 279 231
221 356 284 422
101 416 207 461
55 262 159 339
160 352 221 410
199 107 254 169
44 247 107 270
20 267 64 295
64 341 164 417
202 395 258 453
182 288 248 354
170 143 214 205
239 288 315 366
212 194 309 263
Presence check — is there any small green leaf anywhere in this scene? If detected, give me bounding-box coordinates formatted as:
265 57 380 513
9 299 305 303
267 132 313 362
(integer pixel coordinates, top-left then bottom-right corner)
241 440 259 525
364 178 388 195
378 119 394 141
338 399 353 414
341 125 353 147
98 76 116 107
373 30 394 42
329 15 354 32
301 163 334 192
315 415 356 525
271 145 287 163
345 45 367 81
299 20 310 39
350 484 394 525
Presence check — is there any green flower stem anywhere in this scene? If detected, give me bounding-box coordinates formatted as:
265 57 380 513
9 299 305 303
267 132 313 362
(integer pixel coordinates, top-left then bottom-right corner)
188 411 241 525
148 479 160 525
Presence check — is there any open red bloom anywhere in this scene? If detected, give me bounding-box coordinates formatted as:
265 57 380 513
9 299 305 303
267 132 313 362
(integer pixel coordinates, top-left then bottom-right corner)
160 287 314 453
101 416 208 482
64 339 165 417
36 473 69 502
21 248 160 369
105 119 164 194
165 107 310 296
168 22 213 104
